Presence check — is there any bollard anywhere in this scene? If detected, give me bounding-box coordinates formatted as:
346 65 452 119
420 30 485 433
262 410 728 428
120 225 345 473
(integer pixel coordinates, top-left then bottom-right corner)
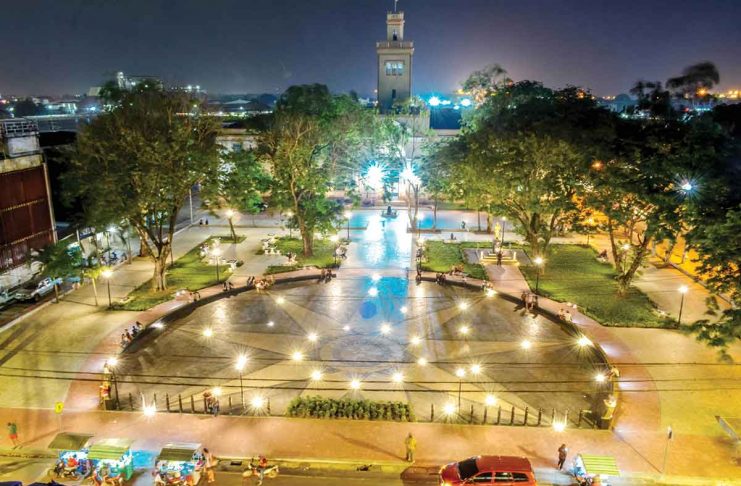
191 395 195 413
523 407 529 426
228 396 232 414
166 394 170 412
128 393 133 410
179 394 183 413
267 398 271 415
510 406 515 425
153 394 157 409
496 406 501 425
483 407 488 424
551 408 556 424
565 409 570 426
578 410 583 427
537 408 542 426
203 396 207 413
469 404 474 424
431 404 435 422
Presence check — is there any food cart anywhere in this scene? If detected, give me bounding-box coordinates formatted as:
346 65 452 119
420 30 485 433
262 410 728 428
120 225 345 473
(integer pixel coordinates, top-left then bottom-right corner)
154 442 205 486
47 432 94 480
572 454 620 485
87 438 135 485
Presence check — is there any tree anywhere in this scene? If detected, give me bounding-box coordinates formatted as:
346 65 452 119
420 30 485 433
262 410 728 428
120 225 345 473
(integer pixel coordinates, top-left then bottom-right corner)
666 61 720 100
13 98 42 117
66 88 221 291
258 85 372 256
461 64 511 105
201 149 270 242
629 80 673 117
37 241 82 302
438 81 615 257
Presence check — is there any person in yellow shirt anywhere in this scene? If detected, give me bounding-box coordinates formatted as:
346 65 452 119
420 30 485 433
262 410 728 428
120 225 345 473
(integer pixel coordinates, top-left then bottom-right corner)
404 433 417 462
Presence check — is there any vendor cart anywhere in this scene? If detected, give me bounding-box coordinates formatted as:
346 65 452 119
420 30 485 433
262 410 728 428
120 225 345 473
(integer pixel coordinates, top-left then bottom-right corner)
572 454 620 485
154 443 205 486
88 438 135 485
47 432 94 480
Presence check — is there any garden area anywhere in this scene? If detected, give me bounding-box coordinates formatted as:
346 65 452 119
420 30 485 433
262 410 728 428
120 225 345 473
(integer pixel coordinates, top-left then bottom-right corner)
287 396 414 422
519 244 671 328
264 237 339 275
116 236 238 311
421 241 489 280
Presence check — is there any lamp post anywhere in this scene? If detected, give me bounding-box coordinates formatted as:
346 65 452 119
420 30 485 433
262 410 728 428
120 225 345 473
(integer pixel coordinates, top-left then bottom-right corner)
455 367 466 410
102 268 113 308
586 217 595 246
533 257 544 295
105 357 120 409
343 210 352 240
677 285 688 325
225 209 235 242
235 355 247 412
212 247 221 282
330 235 339 267
501 217 507 247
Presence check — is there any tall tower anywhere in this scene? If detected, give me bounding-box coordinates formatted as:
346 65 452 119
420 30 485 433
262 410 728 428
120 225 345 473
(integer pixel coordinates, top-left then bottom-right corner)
376 10 414 113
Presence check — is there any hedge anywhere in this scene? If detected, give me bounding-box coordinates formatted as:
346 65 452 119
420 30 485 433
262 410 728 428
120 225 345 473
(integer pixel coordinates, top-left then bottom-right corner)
286 395 414 422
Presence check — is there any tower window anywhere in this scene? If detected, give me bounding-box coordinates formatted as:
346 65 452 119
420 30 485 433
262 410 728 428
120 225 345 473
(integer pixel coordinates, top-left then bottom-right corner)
392 30 398 41
385 61 404 76
392 89 397 99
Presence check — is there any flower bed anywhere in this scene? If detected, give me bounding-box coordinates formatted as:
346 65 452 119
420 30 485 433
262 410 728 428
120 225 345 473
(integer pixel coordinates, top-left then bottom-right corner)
287 396 414 422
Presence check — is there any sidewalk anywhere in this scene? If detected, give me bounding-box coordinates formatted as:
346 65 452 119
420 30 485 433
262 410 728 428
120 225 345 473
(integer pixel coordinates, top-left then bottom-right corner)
1 407 739 484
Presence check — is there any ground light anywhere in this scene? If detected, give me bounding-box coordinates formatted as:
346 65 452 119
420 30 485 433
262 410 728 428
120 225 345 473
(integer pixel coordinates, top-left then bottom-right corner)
485 288 496 297
417 357 428 366
400 305 408 314
350 379 361 390
343 325 351 332
371 273 381 282
485 394 497 406
266 321 274 327
457 301 469 311
143 403 157 417
392 372 404 383
307 332 319 343
442 403 456 416
275 297 285 305
552 420 567 432
409 336 421 346
310 370 323 381
380 323 392 335
368 287 379 297
202 327 214 338
521 339 532 350
291 351 304 362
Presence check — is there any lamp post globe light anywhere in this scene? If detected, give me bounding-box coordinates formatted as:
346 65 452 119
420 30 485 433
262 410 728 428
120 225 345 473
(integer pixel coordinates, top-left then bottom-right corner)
455 367 466 409
533 257 544 295
235 354 248 411
101 268 113 308
677 285 689 325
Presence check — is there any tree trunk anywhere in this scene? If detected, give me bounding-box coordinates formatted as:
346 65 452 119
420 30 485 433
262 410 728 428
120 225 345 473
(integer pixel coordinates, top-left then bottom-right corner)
228 217 237 242
152 256 167 291
53 283 60 303
616 236 651 295
486 213 493 234
297 217 313 257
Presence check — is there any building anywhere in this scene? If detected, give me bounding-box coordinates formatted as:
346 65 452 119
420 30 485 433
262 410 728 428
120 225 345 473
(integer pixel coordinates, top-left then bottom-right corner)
376 10 414 113
0 119 56 288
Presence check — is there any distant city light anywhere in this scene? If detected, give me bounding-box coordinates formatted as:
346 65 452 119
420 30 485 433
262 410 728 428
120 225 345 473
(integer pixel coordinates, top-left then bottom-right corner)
428 96 441 107
460 98 472 107
368 287 379 297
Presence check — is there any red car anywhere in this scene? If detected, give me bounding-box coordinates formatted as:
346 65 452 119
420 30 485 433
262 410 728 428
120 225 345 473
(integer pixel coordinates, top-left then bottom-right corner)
439 455 537 485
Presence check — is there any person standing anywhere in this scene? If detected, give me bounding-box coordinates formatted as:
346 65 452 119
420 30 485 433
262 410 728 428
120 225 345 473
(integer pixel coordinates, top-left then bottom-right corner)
496 251 503 266
557 443 568 470
404 433 417 462
6 422 18 448
203 448 216 483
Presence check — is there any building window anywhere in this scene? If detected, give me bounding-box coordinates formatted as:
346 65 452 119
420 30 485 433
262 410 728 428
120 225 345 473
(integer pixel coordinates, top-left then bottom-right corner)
392 89 397 99
385 61 404 76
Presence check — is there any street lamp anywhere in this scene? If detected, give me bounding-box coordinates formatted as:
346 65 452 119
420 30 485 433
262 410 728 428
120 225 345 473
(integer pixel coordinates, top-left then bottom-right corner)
212 247 221 281
586 217 595 246
330 234 339 266
105 357 120 409
533 257 544 295
455 367 466 409
101 268 113 308
235 354 248 411
677 285 689 325
501 217 507 247
343 210 352 240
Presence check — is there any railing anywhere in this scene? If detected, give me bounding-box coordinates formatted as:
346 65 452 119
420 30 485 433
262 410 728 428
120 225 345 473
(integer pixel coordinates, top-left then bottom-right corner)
108 390 602 429
376 41 414 49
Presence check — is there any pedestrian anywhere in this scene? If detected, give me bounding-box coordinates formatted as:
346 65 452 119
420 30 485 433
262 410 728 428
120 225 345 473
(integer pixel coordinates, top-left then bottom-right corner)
461 221 466 230
203 448 216 483
205 219 209 226
7 422 19 448
199 219 203 226
212 397 220 417
557 443 568 470
404 432 416 462
496 251 503 266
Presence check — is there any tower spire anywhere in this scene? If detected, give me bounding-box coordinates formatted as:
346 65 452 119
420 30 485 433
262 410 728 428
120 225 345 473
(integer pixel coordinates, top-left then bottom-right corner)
394 0 398 13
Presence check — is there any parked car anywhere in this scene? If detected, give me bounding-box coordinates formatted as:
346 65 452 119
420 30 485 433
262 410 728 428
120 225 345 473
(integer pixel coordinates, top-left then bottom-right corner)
0 290 16 307
14 277 61 302
439 456 537 485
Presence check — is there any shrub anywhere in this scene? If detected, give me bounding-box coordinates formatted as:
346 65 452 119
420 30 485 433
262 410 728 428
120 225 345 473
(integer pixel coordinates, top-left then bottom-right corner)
286 396 413 422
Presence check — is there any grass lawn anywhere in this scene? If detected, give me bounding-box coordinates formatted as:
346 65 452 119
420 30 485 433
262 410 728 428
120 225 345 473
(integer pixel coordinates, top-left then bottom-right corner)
117 236 236 311
421 240 489 280
519 244 672 328
263 237 338 275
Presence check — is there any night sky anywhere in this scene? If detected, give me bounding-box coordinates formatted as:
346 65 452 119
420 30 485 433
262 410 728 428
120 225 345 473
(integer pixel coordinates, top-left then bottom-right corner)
2 0 740 97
